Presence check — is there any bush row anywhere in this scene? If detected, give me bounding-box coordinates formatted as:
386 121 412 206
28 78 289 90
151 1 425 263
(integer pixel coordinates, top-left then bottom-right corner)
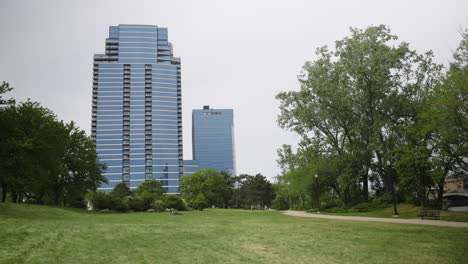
86 181 187 212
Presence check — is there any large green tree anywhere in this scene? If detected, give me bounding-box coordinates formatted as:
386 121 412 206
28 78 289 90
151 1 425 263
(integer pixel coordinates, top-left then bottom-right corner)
420 30 468 206
237 174 274 208
276 25 441 210
0 97 106 205
180 168 230 208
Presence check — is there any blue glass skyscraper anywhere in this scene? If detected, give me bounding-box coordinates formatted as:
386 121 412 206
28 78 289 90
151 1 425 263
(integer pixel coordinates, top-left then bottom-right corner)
192 106 236 175
91 25 182 193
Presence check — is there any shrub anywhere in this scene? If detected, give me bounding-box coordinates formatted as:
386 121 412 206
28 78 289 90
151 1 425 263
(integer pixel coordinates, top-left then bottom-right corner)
138 191 159 211
109 196 128 212
127 197 146 212
351 203 370 212
319 193 341 209
371 192 393 207
69 197 87 209
151 200 167 212
86 191 110 210
165 194 187 211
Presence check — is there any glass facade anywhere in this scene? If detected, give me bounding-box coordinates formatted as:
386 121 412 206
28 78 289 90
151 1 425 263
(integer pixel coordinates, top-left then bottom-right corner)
191 106 236 175
92 25 183 194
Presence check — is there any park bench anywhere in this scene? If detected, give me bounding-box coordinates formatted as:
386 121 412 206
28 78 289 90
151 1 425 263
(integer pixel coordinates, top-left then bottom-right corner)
417 209 440 220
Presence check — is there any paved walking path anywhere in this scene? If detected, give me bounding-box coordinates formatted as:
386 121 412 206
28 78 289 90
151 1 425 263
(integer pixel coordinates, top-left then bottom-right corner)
283 210 468 228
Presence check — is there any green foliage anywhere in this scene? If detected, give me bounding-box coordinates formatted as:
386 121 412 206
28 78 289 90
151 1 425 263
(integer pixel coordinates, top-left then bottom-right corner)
86 191 109 210
87 180 170 212
180 168 230 208
165 194 186 211
234 174 274 208
275 25 445 210
351 203 371 212
271 195 289 210
126 196 146 212
420 30 467 178
151 200 167 212
109 182 132 199
0 98 106 205
191 193 208 210
135 180 166 198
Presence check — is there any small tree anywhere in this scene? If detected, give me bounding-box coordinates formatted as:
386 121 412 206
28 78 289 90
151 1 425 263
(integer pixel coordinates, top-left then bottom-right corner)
109 182 132 199
191 193 208 210
135 180 166 198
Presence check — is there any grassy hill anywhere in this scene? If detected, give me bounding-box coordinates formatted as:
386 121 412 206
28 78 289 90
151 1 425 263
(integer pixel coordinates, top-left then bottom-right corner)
1 203 467 264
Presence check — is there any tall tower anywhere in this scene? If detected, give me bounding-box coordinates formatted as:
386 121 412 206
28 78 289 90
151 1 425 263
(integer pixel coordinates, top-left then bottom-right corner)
91 25 183 193
192 105 236 176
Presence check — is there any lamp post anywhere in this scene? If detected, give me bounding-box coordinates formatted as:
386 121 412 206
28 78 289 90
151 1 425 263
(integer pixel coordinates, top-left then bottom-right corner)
386 160 399 217
315 174 320 214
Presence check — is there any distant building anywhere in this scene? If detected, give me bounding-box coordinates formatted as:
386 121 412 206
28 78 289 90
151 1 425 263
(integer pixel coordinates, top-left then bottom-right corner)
444 176 468 207
182 159 199 176
191 105 236 175
91 25 183 194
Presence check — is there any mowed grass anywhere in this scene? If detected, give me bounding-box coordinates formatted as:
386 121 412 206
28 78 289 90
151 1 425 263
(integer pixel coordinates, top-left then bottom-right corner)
322 204 468 222
1 203 468 264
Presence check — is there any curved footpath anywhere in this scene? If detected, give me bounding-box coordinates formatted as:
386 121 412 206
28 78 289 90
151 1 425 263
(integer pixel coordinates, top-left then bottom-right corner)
283 210 468 228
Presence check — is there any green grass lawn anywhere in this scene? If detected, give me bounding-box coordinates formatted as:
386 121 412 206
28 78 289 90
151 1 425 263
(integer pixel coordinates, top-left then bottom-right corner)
321 204 468 222
1 203 468 264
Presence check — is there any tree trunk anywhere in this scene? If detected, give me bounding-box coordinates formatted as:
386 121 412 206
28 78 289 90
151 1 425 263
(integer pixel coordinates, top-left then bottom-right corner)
362 173 369 201
1 184 7 202
11 190 18 203
436 174 446 209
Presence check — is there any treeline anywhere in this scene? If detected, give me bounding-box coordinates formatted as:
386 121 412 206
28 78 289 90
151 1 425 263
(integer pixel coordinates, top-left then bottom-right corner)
273 25 467 212
86 169 276 212
0 83 107 206
180 169 274 210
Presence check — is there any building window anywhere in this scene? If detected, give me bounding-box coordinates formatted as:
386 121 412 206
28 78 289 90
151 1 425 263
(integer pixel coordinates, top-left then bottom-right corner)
123 174 130 181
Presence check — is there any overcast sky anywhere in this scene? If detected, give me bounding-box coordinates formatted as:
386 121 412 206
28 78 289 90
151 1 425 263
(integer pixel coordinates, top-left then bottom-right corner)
0 0 466 180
